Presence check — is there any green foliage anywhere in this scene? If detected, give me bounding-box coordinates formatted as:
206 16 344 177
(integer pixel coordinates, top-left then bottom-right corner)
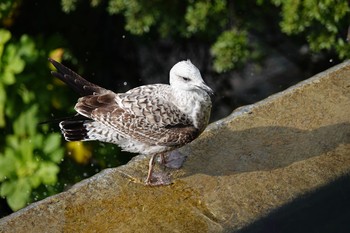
61 0 78 13
108 0 159 35
184 0 227 36
64 0 245 71
265 0 350 57
0 29 64 211
62 0 350 72
0 29 12 127
211 29 250 72
0 27 125 212
185 1 213 34
0 29 37 127
0 0 16 20
0 106 63 210
106 0 228 38
61 0 102 13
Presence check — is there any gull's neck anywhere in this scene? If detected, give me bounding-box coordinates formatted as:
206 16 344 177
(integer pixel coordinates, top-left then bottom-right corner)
171 88 211 131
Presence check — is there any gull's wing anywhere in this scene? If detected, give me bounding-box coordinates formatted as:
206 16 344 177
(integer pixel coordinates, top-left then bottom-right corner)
48 58 109 96
75 86 199 147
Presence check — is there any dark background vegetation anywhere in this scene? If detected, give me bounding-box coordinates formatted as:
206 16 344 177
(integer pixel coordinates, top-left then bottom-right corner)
0 0 349 217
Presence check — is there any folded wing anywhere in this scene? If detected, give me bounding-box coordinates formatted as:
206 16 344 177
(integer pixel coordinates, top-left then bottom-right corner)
75 89 199 147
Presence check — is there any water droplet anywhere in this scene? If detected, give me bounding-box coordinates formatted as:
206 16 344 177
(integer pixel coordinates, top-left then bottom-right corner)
329 58 333 63
123 81 127 86
122 35 126 39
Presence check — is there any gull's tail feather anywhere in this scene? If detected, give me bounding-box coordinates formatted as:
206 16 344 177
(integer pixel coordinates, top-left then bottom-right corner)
59 117 91 141
60 119 122 144
48 58 108 96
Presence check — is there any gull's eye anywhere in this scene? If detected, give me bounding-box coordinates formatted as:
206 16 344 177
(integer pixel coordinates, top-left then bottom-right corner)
181 76 190 81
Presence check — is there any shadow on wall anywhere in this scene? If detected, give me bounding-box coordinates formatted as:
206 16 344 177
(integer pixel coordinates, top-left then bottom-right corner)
236 174 350 233
182 122 350 176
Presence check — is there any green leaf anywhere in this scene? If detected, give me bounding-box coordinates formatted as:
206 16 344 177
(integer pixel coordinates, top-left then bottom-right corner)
28 172 41 189
0 83 6 127
12 105 38 136
32 134 44 148
26 104 39 136
19 139 34 163
6 134 19 149
0 150 16 181
0 29 11 60
49 148 64 163
18 35 36 58
13 112 25 136
0 180 16 197
6 55 25 74
18 85 35 104
43 133 62 154
36 162 60 185
0 71 16 85
0 29 11 45
6 178 32 211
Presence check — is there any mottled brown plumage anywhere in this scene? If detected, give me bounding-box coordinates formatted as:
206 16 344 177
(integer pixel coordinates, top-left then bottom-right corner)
49 58 212 185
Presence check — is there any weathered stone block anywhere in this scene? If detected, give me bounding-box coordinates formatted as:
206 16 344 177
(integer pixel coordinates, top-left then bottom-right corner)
0 61 349 233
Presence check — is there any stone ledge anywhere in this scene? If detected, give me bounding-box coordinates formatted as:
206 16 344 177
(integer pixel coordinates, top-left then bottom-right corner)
0 61 349 233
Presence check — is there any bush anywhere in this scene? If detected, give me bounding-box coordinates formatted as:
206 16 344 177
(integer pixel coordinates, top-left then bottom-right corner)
0 29 64 211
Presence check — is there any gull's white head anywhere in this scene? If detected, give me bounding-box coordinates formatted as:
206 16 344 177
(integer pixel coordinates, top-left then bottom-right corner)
169 60 213 95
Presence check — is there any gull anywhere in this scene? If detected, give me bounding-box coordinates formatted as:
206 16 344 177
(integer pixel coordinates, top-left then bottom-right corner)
48 58 213 185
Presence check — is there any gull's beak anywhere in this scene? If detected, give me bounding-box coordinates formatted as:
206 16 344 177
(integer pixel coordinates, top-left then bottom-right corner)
198 82 214 96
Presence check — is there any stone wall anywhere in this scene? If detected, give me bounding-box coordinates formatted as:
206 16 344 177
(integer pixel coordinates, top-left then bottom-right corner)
0 61 349 233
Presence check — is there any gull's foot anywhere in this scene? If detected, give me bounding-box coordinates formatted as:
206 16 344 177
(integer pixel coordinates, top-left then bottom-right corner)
145 153 172 186
163 150 187 169
145 171 172 186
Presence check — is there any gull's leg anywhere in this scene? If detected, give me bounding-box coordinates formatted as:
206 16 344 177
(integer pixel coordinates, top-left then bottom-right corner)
145 154 157 185
159 153 165 165
145 153 172 186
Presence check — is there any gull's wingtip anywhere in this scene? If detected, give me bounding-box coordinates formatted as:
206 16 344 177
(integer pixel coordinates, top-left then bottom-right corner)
48 58 60 68
48 57 55 64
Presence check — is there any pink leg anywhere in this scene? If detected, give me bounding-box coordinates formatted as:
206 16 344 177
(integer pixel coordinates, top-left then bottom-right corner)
145 154 157 185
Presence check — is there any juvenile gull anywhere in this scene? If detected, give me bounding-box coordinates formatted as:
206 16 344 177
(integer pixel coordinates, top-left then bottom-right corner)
48 58 213 185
